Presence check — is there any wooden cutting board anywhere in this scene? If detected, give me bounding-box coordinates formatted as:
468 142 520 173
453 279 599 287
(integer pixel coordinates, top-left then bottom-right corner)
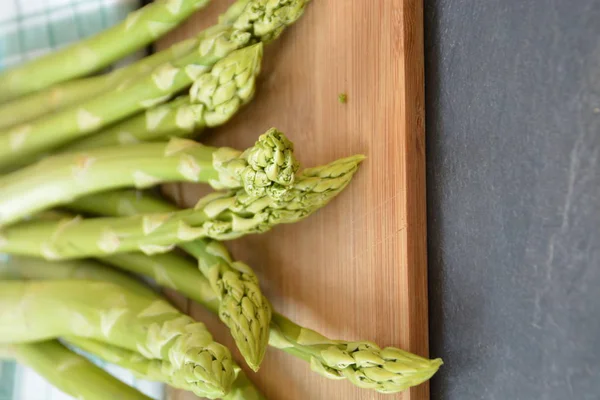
159 1 429 399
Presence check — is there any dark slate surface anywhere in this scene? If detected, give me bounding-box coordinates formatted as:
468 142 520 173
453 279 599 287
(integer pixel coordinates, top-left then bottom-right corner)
424 1 600 399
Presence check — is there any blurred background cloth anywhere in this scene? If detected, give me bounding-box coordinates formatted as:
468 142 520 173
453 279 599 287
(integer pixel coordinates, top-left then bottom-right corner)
0 1 164 399
0 0 143 70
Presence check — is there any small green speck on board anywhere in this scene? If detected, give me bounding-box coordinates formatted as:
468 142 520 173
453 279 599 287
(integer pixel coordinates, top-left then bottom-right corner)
338 93 347 104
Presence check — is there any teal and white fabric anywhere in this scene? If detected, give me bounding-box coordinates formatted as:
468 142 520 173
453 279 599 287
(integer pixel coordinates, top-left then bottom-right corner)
0 1 164 399
0 0 142 70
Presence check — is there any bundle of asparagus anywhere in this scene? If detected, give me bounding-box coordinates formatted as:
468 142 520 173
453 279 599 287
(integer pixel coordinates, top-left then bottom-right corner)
0 0 442 399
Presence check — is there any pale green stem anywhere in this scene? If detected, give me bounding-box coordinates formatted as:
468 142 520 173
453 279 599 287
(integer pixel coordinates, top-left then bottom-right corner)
0 280 235 399
1 256 262 399
3 249 440 394
0 37 199 131
4 340 152 400
0 0 211 102
63 39 263 151
0 126 295 227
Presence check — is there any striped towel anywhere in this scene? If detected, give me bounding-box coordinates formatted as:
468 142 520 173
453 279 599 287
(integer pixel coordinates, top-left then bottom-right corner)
0 1 164 399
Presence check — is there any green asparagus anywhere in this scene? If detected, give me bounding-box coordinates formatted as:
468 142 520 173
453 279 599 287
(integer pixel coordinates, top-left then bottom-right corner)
63 38 264 151
71 191 273 371
107 249 269 372
0 0 211 102
0 255 157 299
0 126 298 227
0 37 199 130
2 247 442 393
68 337 265 400
0 155 362 258
2 340 152 400
1 256 265 399
0 280 235 398
0 0 311 169
64 153 361 370
0 0 251 131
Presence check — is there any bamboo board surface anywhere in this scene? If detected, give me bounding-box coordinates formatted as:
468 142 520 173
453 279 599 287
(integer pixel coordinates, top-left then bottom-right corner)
159 1 428 399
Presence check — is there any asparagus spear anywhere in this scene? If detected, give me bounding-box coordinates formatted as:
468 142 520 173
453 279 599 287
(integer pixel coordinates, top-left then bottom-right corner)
71 192 273 371
0 126 297 227
67 338 265 400
63 36 264 151
2 340 152 400
0 0 252 131
106 249 269 371
0 0 211 102
0 155 362 259
4 249 442 393
118 250 441 394
71 192 272 371
0 280 236 399
0 37 199 130
63 153 360 370
1 256 265 400
0 255 157 299
0 0 311 169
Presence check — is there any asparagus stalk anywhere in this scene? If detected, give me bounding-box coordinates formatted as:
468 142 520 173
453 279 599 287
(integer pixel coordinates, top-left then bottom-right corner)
0 0 311 169
0 155 363 259
67 338 265 400
0 280 236 399
63 37 264 151
0 126 297 227
1 256 265 400
105 251 271 372
3 340 152 400
71 192 272 371
0 0 211 102
0 255 157 299
71 192 273 371
3 248 442 393
63 153 360 370
0 37 199 130
0 0 252 131
116 249 441 394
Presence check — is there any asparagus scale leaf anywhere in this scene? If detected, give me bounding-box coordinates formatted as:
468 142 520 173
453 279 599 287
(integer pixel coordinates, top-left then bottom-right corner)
0 280 236 399
0 0 211 102
0 126 296 227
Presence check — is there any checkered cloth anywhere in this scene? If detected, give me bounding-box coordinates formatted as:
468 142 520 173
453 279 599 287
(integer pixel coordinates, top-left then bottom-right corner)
0 0 142 70
0 1 165 399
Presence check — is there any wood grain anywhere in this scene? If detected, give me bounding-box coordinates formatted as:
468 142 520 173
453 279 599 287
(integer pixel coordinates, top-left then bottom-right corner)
159 1 428 399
